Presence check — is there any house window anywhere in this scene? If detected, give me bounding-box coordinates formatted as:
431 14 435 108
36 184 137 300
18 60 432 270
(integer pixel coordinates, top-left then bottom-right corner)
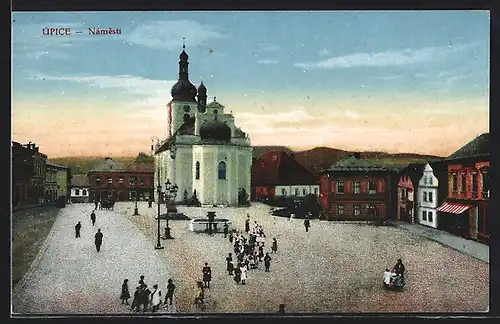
82 189 87 196
295 188 299 196
302 188 307 195
336 181 344 194
423 191 428 202
140 177 145 186
460 174 466 192
75 189 80 195
369 181 377 194
314 188 318 195
130 176 136 185
428 211 433 222
107 176 113 184
452 174 458 192
96 176 101 185
353 205 361 216
428 192 433 203
281 188 286 196
353 181 360 194
422 210 427 221
195 161 200 180
472 172 478 192
337 205 344 215
218 161 227 180
119 176 124 184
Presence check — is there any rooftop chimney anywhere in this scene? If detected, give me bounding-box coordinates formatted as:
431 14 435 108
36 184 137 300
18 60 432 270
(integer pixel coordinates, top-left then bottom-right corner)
353 152 361 159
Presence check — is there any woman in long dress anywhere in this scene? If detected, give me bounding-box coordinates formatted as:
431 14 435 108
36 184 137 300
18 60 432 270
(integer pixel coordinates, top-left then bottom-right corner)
240 264 248 285
120 279 131 305
150 284 162 312
233 265 242 284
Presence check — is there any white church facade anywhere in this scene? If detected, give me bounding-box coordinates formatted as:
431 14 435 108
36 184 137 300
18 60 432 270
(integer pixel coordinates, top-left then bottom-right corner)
154 45 253 206
417 163 439 228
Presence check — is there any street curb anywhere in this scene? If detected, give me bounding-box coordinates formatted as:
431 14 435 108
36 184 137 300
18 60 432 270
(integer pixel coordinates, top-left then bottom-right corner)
12 208 63 294
394 224 489 264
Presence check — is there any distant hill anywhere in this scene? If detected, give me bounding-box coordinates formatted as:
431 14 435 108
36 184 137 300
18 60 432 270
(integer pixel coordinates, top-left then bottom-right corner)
252 146 443 174
51 147 443 176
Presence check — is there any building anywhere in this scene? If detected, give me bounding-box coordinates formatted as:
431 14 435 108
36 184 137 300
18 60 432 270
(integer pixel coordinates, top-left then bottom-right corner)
437 133 490 243
154 45 252 206
319 153 394 220
45 163 59 203
88 158 154 202
417 163 440 228
251 150 319 201
71 174 90 203
12 141 34 207
55 164 72 204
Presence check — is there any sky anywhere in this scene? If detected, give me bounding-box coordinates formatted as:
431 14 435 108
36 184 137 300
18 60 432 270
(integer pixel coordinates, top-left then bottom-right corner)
12 11 490 158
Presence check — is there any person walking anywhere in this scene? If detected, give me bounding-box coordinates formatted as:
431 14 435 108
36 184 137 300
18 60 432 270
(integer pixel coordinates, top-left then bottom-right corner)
240 264 248 285
264 253 272 272
90 211 96 226
271 238 278 253
139 275 146 286
150 284 162 312
202 262 212 288
120 279 131 305
94 228 103 252
226 253 234 275
75 221 82 238
245 218 250 233
94 199 98 210
223 222 229 238
141 284 151 312
258 245 264 262
233 265 242 285
131 285 142 312
304 217 311 232
278 303 285 313
165 279 176 306
229 231 234 243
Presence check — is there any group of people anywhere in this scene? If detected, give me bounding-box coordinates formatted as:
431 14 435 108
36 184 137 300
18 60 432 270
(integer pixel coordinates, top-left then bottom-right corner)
225 215 278 286
383 259 406 289
74 210 104 252
122 275 177 312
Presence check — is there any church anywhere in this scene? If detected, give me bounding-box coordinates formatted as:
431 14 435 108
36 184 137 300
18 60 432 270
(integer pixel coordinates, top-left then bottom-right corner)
153 45 253 206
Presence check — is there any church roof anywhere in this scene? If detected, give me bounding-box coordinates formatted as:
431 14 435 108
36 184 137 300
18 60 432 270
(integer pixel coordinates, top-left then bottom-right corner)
252 150 318 186
89 157 125 172
206 100 224 110
324 155 391 172
199 119 231 142
445 133 489 161
234 127 246 138
154 117 196 154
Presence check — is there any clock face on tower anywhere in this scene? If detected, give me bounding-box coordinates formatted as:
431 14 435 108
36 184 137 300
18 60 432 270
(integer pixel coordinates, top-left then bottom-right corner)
183 105 191 112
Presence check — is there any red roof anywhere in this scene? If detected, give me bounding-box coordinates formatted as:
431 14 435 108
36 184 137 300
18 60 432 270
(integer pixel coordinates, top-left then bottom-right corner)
252 150 318 186
124 163 154 173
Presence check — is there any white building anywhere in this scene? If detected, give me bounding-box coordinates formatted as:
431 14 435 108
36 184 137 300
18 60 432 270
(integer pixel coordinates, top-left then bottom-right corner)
70 174 90 203
417 163 439 228
154 45 252 206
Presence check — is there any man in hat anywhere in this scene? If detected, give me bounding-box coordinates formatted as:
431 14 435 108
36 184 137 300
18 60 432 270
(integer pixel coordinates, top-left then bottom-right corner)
75 221 82 238
94 228 103 252
202 262 212 288
304 217 311 232
223 222 229 238
90 210 96 226
165 278 176 306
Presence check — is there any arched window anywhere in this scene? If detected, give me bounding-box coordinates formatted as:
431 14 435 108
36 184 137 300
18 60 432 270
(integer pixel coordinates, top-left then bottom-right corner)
195 161 200 180
218 161 227 180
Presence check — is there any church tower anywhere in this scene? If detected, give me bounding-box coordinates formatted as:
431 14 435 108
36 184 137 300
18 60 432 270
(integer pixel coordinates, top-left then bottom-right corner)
197 81 207 112
169 40 197 135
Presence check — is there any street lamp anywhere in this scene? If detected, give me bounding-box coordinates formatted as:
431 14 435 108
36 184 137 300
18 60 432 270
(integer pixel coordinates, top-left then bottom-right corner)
133 182 139 215
155 180 165 250
162 179 178 240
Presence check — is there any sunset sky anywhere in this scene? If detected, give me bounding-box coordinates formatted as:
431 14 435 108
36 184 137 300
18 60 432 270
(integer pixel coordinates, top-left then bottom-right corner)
12 11 489 158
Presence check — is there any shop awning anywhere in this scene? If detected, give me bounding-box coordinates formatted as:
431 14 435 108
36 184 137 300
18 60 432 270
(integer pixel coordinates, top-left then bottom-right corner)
437 202 473 214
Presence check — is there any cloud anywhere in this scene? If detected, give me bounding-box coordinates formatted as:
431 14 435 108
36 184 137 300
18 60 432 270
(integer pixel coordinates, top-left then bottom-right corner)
257 59 278 64
256 42 280 53
127 20 227 50
25 71 178 108
318 49 330 56
294 41 482 69
373 75 404 81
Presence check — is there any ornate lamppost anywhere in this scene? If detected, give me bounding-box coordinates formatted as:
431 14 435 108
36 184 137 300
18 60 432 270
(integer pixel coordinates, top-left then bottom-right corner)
162 179 178 240
155 178 165 250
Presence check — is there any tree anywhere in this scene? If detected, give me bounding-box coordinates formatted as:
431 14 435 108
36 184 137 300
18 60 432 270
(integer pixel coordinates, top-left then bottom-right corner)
135 152 154 163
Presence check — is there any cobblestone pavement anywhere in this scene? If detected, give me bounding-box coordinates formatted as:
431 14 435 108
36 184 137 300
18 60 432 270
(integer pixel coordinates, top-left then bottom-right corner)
12 204 172 314
118 202 489 313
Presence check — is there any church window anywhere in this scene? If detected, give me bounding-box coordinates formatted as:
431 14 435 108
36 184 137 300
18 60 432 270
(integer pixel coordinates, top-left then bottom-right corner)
218 161 227 180
195 161 200 180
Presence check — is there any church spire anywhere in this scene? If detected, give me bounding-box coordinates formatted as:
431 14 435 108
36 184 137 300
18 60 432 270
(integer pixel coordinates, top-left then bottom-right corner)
178 37 189 81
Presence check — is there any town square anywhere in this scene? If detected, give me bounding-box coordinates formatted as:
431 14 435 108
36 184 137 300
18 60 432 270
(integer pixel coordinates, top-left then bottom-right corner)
12 10 490 315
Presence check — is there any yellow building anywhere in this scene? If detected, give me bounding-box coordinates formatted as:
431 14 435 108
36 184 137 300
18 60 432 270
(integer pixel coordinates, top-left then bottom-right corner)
46 162 72 204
